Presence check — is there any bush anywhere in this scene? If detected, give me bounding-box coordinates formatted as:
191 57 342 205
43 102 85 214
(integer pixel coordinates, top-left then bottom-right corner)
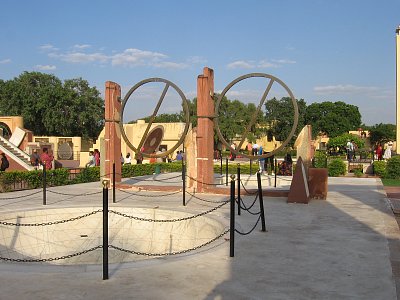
373 161 386 177
313 150 328 168
386 156 400 179
328 159 346 177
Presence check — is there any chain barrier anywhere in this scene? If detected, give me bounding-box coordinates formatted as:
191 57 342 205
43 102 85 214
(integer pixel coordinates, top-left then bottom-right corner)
239 180 258 195
236 197 261 216
0 245 102 263
235 214 262 236
0 189 42 200
47 189 103 197
0 209 103 227
109 228 230 257
109 201 228 223
185 175 224 186
275 175 293 181
185 191 229 204
117 188 181 198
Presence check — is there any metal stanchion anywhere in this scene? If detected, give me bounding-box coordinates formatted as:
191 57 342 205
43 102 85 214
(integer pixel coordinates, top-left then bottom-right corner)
226 157 229 186
325 157 328 168
42 164 47 205
102 180 109 280
182 161 186 206
112 162 116 203
372 150 375 175
256 172 267 232
230 175 236 257
274 158 277 188
220 156 223 175
237 164 241 216
250 159 253 176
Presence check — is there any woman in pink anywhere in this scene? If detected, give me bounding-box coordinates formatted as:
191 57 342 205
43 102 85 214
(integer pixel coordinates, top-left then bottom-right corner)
40 147 53 170
376 144 383 161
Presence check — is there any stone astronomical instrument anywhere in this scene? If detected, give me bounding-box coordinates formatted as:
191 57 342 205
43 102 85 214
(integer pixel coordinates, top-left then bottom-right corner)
141 125 164 154
214 73 299 160
119 78 190 159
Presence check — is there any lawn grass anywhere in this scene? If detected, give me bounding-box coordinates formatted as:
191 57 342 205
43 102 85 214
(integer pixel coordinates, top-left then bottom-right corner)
381 178 400 186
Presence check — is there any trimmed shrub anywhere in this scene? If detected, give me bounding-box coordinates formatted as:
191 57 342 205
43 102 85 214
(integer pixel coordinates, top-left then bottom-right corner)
313 150 328 168
373 161 386 178
328 159 346 177
386 156 400 179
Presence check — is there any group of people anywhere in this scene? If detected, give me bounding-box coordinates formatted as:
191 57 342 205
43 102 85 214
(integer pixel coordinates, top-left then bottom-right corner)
375 142 393 161
29 148 54 170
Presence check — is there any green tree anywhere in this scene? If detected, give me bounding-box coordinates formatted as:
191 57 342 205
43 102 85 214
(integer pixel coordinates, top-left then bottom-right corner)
305 101 361 138
368 123 396 146
327 133 364 152
0 72 104 139
264 97 307 144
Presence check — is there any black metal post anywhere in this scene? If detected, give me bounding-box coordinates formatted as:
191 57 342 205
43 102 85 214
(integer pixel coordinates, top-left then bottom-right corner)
250 159 253 176
225 157 229 186
220 156 223 176
372 150 375 175
112 162 116 203
237 164 241 216
42 164 47 205
274 158 277 188
230 175 235 257
103 180 109 280
257 172 267 232
182 161 186 206
325 157 328 168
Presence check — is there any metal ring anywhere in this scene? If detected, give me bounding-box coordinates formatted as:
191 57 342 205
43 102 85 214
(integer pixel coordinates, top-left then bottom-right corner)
119 78 190 158
214 73 298 159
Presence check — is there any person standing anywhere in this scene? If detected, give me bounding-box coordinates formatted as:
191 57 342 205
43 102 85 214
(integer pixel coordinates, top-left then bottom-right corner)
125 153 132 164
30 149 41 169
40 148 53 170
258 145 265 174
383 142 393 160
93 149 100 166
376 144 383 161
346 139 354 161
0 153 9 171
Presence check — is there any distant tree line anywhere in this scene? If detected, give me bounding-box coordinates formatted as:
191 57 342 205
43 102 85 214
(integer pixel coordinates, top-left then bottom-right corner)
0 72 394 146
0 72 104 139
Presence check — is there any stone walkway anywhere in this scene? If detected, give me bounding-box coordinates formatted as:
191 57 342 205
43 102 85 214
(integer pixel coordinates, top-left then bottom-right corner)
0 175 398 300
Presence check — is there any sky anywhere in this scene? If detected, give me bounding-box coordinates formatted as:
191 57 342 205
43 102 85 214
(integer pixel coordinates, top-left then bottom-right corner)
0 0 399 126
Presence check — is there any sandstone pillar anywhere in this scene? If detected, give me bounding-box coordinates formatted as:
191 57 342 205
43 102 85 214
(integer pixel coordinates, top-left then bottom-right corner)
196 67 214 192
104 81 121 183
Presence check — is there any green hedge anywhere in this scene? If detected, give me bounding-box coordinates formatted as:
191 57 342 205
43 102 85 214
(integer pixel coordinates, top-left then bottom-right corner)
327 159 347 177
386 156 400 179
373 161 387 178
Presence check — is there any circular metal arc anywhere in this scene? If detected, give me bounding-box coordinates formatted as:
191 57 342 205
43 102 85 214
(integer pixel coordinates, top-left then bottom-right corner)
119 78 190 158
214 73 299 160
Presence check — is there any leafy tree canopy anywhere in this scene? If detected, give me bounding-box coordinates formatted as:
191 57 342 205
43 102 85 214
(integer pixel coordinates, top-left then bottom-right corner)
264 97 307 145
367 123 396 146
0 72 104 139
327 133 365 151
305 101 361 138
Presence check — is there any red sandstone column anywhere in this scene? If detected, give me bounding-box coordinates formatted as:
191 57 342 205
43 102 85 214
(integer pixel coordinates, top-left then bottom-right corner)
104 81 121 183
196 67 214 192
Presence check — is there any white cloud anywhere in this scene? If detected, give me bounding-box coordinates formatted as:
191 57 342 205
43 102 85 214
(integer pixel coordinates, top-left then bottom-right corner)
35 64 56 71
0 59 11 64
72 44 91 50
271 59 296 64
227 58 295 69
39 44 59 52
43 45 191 69
111 48 167 67
258 60 278 68
50 52 108 63
227 60 255 69
313 84 379 95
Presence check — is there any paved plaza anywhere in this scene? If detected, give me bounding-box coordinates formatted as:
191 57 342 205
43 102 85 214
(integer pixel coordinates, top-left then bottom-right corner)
0 174 399 299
